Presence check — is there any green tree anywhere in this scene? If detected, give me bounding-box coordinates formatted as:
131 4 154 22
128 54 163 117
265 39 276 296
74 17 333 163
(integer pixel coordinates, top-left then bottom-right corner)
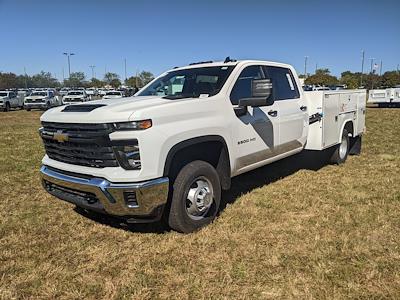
104 72 120 84
381 71 400 88
340 71 362 89
89 78 104 88
110 78 121 89
125 76 142 88
305 69 338 86
64 72 85 87
31 71 59 88
138 71 154 86
0 72 19 89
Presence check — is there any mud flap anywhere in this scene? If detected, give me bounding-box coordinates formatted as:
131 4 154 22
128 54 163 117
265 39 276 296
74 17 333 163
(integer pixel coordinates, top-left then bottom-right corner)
349 136 362 155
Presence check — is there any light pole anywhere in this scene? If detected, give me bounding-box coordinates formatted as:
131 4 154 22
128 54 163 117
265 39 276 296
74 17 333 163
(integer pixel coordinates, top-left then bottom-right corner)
397 64 399 74
304 56 309 79
23 67 27 89
369 57 375 74
63 52 75 78
89 65 96 79
124 58 127 81
360 50 365 87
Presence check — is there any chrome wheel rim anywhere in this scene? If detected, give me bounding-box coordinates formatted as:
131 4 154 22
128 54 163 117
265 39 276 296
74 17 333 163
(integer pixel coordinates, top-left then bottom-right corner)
186 176 214 220
339 134 348 159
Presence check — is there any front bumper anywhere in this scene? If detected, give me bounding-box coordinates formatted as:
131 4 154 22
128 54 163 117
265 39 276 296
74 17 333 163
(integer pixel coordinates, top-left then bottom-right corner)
40 165 169 222
25 103 47 109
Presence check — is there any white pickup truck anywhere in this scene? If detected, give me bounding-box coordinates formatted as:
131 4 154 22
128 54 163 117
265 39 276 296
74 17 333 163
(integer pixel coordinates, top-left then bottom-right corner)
0 90 24 111
24 90 59 110
39 59 366 233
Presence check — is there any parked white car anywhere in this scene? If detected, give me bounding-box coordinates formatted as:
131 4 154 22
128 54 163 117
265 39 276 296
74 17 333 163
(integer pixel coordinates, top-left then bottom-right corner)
62 90 90 104
0 90 24 111
24 90 58 111
102 90 124 99
39 59 366 233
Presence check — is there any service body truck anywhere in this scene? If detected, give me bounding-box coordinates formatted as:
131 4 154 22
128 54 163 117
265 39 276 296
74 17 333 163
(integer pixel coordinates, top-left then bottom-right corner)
39 60 366 233
368 88 400 107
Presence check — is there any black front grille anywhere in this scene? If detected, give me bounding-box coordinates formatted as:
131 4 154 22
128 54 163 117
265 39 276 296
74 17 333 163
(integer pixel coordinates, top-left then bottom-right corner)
41 122 119 168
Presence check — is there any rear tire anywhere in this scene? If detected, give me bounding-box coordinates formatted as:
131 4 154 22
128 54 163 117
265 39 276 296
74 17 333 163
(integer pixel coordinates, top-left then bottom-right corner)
168 160 221 233
330 129 350 164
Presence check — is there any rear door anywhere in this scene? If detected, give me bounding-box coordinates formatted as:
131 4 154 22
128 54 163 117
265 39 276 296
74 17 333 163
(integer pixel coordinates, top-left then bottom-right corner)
263 66 308 147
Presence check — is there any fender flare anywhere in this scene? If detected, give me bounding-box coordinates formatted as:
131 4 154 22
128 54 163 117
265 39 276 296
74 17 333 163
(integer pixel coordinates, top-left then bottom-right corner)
163 135 231 189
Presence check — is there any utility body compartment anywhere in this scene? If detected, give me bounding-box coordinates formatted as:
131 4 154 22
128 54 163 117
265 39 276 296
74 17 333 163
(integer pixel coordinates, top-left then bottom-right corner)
304 90 366 151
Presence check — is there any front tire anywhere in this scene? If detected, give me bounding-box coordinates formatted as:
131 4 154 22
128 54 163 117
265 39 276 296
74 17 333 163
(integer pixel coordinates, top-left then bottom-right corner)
3 102 10 112
330 129 350 164
168 160 221 233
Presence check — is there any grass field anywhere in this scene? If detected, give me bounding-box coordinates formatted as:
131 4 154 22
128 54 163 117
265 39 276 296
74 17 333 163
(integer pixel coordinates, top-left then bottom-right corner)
0 108 399 299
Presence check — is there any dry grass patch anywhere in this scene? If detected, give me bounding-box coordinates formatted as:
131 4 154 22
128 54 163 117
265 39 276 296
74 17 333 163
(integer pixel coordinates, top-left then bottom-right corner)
0 108 399 299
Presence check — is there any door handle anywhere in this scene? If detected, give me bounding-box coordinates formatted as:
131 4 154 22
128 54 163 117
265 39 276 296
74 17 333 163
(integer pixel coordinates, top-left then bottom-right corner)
268 110 278 117
300 105 307 111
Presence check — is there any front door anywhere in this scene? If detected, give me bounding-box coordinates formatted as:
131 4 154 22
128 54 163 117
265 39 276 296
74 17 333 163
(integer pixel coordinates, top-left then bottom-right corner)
229 65 281 174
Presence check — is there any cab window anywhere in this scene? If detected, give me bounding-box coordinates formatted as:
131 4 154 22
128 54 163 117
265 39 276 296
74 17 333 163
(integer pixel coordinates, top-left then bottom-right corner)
263 66 300 100
230 65 264 105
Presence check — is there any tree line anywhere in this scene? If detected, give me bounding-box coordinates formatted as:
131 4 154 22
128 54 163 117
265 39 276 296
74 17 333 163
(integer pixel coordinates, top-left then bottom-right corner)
303 69 400 89
0 71 155 90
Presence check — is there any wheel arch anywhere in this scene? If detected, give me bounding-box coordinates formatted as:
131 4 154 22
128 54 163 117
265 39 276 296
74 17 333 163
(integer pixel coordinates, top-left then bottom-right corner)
163 135 231 190
340 120 355 140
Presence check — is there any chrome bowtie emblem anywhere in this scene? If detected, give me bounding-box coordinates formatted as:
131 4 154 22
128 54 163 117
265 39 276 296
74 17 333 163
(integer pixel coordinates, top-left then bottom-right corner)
53 130 69 143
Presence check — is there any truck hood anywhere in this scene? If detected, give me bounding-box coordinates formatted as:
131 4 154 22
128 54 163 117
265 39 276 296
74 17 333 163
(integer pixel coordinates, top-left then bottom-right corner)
25 96 46 100
41 96 183 123
64 95 85 99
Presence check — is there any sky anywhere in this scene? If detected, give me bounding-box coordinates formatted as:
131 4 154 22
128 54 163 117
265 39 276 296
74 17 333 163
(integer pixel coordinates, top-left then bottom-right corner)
0 0 399 81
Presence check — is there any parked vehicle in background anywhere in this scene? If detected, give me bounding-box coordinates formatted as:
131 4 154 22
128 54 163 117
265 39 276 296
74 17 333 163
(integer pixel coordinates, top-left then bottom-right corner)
86 88 99 99
368 88 400 107
39 59 366 233
102 90 124 99
59 88 70 97
62 90 90 104
312 86 330 91
24 90 59 110
0 90 24 111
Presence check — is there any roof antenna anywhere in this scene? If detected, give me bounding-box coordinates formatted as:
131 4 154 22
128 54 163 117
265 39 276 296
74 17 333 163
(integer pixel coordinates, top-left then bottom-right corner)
224 56 236 63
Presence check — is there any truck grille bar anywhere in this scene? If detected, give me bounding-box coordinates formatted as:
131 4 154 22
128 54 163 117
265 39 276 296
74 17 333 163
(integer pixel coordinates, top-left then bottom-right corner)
40 122 119 168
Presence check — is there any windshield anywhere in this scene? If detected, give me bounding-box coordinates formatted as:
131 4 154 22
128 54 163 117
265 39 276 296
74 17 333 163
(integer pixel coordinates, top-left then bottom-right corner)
68 91 84 95
0 92 8 97
31 92 47 96
137 66 235 99
106 92 122 96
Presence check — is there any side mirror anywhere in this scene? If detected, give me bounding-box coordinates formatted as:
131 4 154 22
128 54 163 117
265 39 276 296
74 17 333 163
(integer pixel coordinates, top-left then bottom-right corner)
238 79 274 107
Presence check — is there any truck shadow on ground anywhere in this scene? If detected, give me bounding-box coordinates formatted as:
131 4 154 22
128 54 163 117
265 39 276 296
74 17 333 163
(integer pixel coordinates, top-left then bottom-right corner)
74 149 334 234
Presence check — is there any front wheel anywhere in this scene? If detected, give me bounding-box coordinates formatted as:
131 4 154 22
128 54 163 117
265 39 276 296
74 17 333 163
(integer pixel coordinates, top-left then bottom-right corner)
330 129 350 164
168 160 221 233
3 102 10 112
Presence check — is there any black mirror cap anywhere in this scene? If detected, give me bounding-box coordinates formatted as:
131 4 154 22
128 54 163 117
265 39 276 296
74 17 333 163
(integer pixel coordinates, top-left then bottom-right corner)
238 97 269 107
237 78 274 107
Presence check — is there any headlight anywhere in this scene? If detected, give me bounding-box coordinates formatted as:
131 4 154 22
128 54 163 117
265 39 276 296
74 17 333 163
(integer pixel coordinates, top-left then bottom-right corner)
113 141 141 170
113 120 152 130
